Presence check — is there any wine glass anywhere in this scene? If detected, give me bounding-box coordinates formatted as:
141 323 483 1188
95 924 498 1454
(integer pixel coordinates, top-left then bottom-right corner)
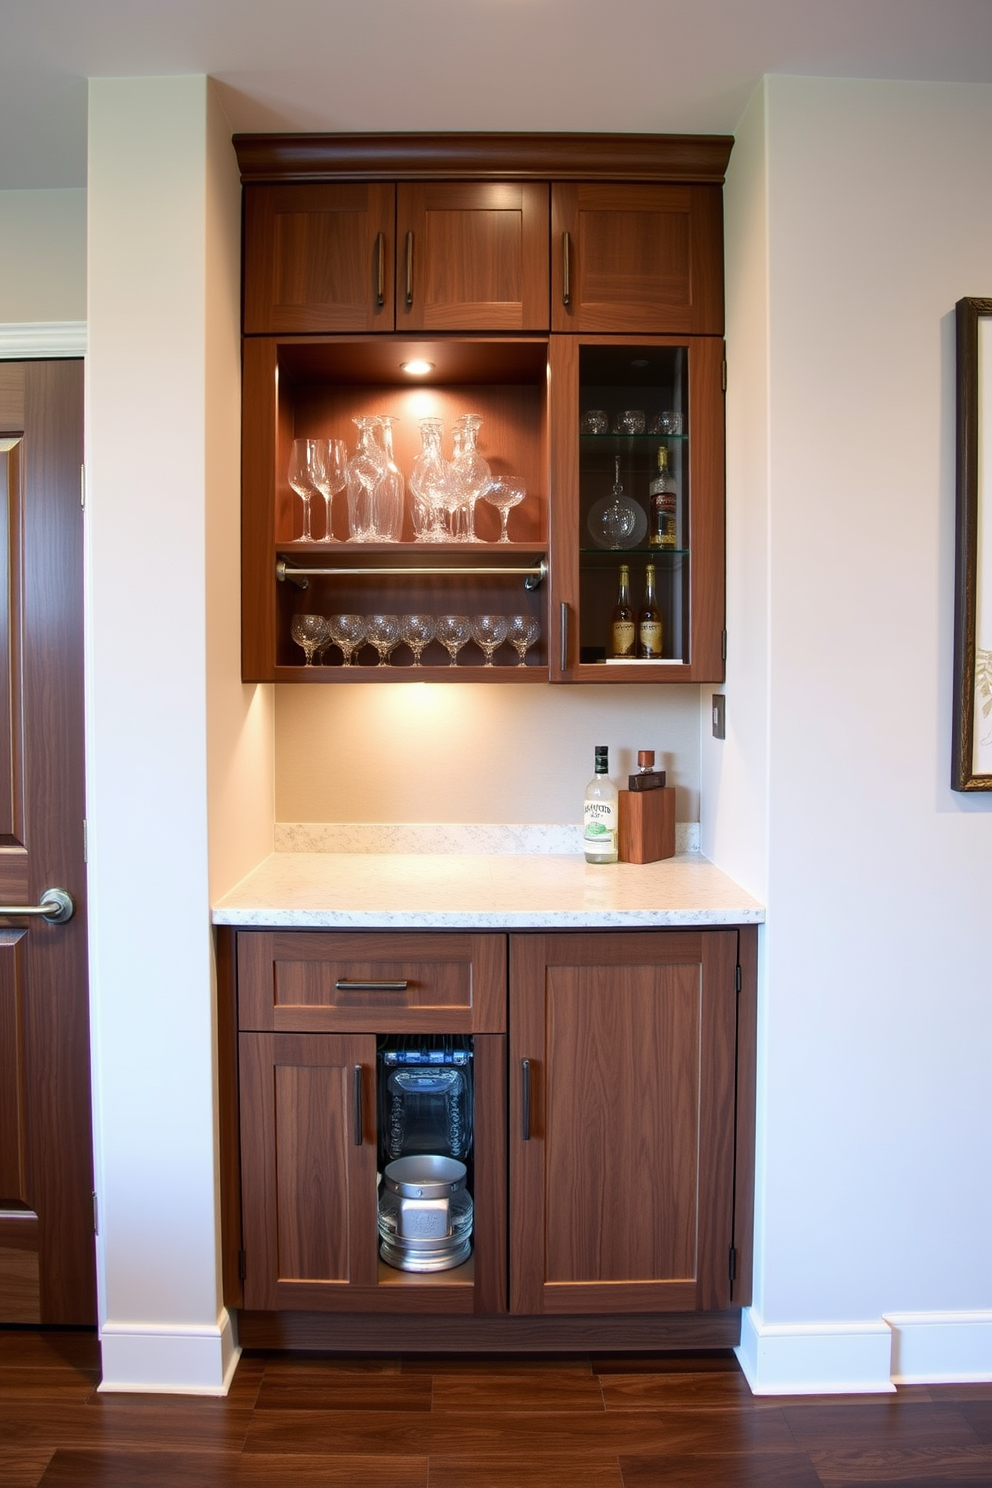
436 614 472 667
399 614 435 667
366 613 401 667
291 613 330 667
507 614 541 667
451 413 490 542
470 613 509 667
483 475 525 543
312 437 348 542
288 439 321 543
328 613 367 667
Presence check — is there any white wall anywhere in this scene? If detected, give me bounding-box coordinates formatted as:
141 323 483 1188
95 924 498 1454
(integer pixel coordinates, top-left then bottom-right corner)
0 188 86 323
85 75 271 1394
709 75 992 1393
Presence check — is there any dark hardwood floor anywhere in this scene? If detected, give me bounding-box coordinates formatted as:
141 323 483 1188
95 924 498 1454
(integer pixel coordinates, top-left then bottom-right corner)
2 1329 992 1486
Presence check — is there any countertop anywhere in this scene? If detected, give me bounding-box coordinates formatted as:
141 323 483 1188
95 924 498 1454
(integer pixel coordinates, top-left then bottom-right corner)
212 850 764 930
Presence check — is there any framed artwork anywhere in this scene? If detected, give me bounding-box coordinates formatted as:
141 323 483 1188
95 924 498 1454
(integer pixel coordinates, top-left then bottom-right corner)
953 297 992 790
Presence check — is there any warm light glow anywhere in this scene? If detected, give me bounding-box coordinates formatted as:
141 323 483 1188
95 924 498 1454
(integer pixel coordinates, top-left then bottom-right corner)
400 359 435 376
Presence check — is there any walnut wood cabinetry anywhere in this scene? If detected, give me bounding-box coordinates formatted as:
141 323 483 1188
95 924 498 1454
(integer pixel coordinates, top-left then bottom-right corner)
219 923 756 1352
235 133 732 684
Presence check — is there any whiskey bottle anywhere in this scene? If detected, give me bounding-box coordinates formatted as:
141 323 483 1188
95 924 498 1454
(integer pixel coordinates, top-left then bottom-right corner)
638 563 663 659
648 445 677 549
610 563 636 658
583 745 618 864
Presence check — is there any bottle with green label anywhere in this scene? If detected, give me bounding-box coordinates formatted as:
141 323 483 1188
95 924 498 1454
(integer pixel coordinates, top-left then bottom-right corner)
583 745 618 864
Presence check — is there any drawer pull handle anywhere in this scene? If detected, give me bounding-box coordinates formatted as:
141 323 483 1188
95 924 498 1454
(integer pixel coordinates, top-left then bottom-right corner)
405 230 414 307
374 232 385 307
353 1064 363 1146
562 231 571 306
559 601 569 673
335 979 409 992
521 1058 531 1142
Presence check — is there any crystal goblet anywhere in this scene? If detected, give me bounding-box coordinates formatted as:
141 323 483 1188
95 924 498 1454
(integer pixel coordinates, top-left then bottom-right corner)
470 613 509 667
312 437 348 542
507 614 541 667
291 613 330 667
399 614 436 667
328 613 367 667
482 475 525 543
366 613 401 667
436 614 472 667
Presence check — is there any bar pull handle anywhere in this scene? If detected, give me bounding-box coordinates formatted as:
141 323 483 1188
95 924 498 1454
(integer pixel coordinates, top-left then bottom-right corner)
405 230 414 307
562 232 571 306
374 232 385 307
353 1065 363 1146
559 602 569 673
521 1058 531 1142
335 979 409 992
0 888 74 924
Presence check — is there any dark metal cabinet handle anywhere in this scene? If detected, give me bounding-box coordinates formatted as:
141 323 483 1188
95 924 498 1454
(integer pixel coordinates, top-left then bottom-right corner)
0 887 74 924
335 979 409 992
405 230 414 306
521 1059 531 1142
374 232 385 307
353 1065 363 1146
562 232 571 306
559 602 569 673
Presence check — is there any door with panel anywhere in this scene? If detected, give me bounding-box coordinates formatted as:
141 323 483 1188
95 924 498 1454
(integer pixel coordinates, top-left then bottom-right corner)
0 360 94 1324
509 930 740 1316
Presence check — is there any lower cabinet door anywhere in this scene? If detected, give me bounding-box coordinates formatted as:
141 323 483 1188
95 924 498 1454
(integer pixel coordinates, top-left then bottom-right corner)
509 930 739 1315
239 1031 379 1309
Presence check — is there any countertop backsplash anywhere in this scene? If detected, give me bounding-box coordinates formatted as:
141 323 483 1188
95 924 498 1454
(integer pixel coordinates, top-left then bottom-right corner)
275 822 701 855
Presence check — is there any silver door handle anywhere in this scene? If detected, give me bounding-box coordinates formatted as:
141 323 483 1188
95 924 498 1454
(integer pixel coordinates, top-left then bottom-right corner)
0 888 74 924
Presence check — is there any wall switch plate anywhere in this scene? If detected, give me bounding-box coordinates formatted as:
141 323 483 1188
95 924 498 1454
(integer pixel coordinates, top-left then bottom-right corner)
712 693 726 739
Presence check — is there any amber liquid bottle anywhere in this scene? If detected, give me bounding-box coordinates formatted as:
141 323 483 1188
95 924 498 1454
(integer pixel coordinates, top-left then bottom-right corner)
648 445 677 549
638 563 663 659
610 563 636 657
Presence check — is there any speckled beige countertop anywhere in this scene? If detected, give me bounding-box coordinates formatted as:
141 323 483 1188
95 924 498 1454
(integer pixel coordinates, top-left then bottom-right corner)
212 845 764 930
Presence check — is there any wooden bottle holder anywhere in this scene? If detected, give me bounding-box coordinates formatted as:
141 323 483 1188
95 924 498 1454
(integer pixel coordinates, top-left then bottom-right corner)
618 786 676 864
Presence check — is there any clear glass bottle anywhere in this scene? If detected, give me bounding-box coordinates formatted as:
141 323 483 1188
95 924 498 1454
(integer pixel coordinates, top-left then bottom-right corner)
346 416 387 542
450 413 490 542
583 745 618 864
648 445 677 549
638 563 663 659
372 415 405 542
610 563 636 657
409 417 462 542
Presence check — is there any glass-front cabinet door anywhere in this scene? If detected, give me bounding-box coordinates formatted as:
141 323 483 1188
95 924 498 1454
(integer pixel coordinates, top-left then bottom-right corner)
549 335 725 683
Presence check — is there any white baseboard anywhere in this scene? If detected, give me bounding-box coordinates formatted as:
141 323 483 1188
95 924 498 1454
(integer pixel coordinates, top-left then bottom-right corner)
886 1310 992 1384
0 321 87 358
736 1308 896 1395
98 1308 240 1395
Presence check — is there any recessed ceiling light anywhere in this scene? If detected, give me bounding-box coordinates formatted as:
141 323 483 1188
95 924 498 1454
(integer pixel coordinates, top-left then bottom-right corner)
400 359 435 375
631 358 649 367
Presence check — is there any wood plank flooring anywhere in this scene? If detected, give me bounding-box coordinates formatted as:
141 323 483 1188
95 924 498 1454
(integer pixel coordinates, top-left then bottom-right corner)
2 1329 992 1486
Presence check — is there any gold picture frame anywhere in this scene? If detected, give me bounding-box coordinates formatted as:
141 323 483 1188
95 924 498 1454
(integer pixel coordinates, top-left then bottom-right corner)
953 297 992 791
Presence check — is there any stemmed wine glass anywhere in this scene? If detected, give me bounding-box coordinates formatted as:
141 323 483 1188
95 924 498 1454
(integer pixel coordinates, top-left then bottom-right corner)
451 413 491 542
366 613 401 667
436 614 472 666
470 614 509 667
328 613 367 667
400 614 435 667
291 613 330 666
312 437 348 542
507 614 541 667
483 476 525 543
288 439 322 543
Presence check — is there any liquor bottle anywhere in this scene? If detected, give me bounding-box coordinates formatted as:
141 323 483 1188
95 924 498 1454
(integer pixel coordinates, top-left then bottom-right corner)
583 745 618 864
638 563 663 659
648 445 677 549
610 563 636 657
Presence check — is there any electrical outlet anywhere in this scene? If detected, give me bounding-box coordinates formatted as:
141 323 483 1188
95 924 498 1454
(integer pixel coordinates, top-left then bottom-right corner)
712 693 726 739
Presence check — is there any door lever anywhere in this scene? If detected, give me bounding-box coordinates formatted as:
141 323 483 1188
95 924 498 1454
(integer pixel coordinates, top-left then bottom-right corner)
0 888 74 924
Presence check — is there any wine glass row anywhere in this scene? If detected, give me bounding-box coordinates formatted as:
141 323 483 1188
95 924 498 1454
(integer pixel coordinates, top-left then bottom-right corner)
291 612 542 669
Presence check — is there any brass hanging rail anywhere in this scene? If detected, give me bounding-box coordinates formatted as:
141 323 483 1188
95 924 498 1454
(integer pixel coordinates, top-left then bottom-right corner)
276 558 547 590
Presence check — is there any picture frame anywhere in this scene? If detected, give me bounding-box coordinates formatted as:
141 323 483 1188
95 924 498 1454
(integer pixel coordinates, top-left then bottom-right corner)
952 297 992 791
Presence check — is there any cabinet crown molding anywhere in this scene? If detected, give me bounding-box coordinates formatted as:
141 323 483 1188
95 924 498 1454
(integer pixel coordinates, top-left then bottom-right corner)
233 131 734 185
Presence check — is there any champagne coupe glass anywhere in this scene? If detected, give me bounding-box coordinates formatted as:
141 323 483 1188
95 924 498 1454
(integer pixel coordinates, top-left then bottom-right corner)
328 613 367 667
451 413 490 542
470 613 509 667
366 612 401 667
291 613 330 666
436 614 471 667
483 475 525 543
288 438 321 543
507 614 541 667
313 437 348 542
399 614 435 667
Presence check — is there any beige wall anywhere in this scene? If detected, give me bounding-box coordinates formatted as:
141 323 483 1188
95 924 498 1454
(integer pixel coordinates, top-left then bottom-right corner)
0 188 86 321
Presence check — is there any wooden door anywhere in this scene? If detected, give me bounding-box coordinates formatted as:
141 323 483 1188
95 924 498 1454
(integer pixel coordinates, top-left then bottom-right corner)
0 360 94 1324
551 183 724 334
238 1031 379 1309
397 182 549 331
509 930 738 1315
243 183 396 333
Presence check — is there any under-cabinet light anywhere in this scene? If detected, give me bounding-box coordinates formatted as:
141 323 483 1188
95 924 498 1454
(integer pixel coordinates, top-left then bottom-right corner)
400 359 435 375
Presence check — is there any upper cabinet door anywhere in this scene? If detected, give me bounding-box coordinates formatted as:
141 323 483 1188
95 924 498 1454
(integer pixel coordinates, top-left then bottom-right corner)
396 182 550 332
551 183 724 335
244 183 396 333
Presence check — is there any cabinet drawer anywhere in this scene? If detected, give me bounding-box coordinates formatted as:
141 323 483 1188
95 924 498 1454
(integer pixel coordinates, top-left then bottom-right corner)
237 931 507 1033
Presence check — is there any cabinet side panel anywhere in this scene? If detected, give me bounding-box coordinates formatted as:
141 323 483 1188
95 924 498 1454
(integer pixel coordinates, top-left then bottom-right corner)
696 932 739 1310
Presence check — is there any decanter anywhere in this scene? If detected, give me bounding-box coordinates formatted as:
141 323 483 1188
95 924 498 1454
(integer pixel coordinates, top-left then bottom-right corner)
409 417 463 542
346 416 387 542
450 413 490 542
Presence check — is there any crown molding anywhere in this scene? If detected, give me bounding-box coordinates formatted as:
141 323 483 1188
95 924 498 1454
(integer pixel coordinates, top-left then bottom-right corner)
0 321 87 359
